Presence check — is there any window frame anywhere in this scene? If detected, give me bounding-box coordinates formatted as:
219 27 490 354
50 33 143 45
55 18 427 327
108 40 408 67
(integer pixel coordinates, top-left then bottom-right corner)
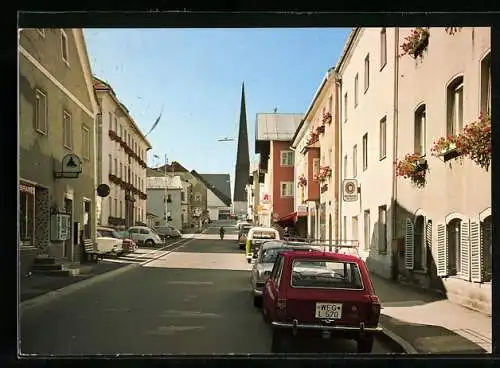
34 89 48 134
379 117 387 160
313 158 320 181
480 52 491 116
362 133 368 171
414 105 427 156
280 181 294 197
380 28 387 70
364 209 371 250
364 54 370 93
60 29 69 65
354 73 359 107
446 76 464 137
280 150 294 166
63 110 73 149
344 92 348 122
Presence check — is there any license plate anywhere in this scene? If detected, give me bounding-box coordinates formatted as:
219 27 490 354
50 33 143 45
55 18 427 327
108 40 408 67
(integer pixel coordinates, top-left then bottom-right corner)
315 303 342 319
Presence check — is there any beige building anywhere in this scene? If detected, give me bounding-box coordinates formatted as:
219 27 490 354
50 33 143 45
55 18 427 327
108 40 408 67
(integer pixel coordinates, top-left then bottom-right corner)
93 77 152 228
394 27 491 314
336 28 398 278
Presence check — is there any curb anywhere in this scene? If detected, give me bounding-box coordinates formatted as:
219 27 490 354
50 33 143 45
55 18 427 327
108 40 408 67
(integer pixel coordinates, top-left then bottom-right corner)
379 320 418 354
19 237 191 313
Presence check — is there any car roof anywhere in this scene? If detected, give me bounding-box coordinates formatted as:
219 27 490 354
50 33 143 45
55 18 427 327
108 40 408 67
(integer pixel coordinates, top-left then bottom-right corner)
97 226 114 231
248 226 278 233
281 250 362 263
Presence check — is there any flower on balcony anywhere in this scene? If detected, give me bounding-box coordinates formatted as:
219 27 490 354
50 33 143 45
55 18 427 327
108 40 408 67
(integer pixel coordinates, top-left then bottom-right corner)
316 166 332 182
306 129 320 146
297 175 307 187
395 153 429 188
445 27 462 35
315 124 326 135
459 113 491 171
108 130 119 141
400 27 430 59
430 135 461 156
322 111 332 125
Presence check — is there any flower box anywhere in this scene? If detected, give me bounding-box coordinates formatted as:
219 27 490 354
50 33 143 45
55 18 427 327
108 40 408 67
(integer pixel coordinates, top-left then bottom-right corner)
316 125 326 135
297 175 307 187
320 183 328 193
322 112 332 125
400 27 430 59
395 153 428 188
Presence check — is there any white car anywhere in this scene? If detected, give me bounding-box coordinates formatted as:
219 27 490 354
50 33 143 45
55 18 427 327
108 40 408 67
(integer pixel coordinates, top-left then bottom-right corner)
96 229 124 255
127 226 163 247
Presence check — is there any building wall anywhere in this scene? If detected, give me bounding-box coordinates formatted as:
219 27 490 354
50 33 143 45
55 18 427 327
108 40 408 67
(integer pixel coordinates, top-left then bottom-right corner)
19 28 97 264
271 141 295 220
146 188 182 230
206 190 229 221
339 27 397 279
395 27 491 314
189 180 207 227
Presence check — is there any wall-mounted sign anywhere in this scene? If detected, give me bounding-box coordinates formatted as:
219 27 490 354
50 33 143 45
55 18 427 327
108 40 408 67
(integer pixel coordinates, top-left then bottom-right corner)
343 179 359 202
96 183 110 197
54 154 82 179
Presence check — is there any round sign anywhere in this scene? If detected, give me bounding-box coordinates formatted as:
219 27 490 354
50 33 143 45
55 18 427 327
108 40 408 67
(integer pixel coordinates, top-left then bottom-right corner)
96 183 110 198
345 182 356 194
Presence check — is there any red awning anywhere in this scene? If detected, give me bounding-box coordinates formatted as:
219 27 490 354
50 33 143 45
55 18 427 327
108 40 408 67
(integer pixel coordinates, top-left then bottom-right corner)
277 211 307 224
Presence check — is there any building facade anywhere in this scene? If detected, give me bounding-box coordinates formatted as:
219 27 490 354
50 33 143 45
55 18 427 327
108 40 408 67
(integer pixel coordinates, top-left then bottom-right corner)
19 28 98 273
394 27 491 314
146 175 183 230
93 77 151 229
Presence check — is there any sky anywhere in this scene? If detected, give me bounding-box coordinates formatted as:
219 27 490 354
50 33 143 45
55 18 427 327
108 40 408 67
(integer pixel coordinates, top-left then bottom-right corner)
84 28 351 197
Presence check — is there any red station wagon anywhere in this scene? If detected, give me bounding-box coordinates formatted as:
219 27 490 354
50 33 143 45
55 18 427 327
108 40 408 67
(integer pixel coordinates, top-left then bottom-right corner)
262 250 382 353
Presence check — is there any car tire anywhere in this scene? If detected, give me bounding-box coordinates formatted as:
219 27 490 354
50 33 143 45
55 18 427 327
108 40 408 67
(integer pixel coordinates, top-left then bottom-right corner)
145 239 154 247
271 329 287 353
239 244 245 250
253 295 262 308
357 334 374 353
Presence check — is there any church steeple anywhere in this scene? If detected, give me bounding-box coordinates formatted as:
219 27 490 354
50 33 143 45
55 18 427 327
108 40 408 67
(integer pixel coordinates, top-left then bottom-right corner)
233 82 250 204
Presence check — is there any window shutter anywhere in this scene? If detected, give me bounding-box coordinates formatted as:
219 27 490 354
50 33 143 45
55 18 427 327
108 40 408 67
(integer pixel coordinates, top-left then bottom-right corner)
470 220 482 282
405 218 414 270
460 219 471 281
436 223 448 276
425 219 432 269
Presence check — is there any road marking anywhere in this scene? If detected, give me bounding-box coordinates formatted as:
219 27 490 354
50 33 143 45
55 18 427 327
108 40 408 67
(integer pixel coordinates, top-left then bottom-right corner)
145 325 204 336
160 310 221 318
103 308 132 312
167 281 214 285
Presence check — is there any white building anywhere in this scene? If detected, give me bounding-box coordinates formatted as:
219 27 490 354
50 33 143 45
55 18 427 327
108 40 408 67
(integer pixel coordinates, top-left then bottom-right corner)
93 76 151 229
146 175 183 230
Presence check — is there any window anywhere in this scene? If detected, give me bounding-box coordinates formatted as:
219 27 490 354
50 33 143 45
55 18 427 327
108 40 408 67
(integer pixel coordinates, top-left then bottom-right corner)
291 260 363 290
378 206 387 253
364 210 370 250
379 117 387 160
108 113 113 131
380 28 387 69
114 198 118 218
353 145 357 178
120 162 123 178
280 150 294 166
119 200 122 218
354 74 359 107
108 154 112 174
118 123 122 138
167 194 172 202
414 105 426 156
181 191 185 201
19 187 35 246
447 218 461 276
480 53 491 115
271 255 285 288
313 158 320 180
352 216 358 241
82 126 90 159
362 133 368 171
344 92 348 122
280 182 294 197
34 89 47 134
36 28 45 37
343 155 348 178
414 216 425 270
61 29 69 64
195 192 201 201
328 95 333 113
364 54 370 92
447 76 464 136
113 116 117 132
114 158 117 175
63 110 72 149
481 215 492 282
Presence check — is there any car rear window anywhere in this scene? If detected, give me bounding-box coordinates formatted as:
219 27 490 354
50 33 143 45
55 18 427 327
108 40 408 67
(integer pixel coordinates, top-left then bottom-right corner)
252 231 276 240
291 259 363 290
259 247 284 263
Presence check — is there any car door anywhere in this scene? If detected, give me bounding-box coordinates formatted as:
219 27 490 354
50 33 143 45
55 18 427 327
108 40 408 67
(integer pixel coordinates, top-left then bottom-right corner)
264 254 285 320
128 228 140 242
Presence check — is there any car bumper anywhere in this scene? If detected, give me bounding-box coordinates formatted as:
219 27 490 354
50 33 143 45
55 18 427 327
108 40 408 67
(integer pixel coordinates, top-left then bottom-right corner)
252 287 264 296
271 320 383 334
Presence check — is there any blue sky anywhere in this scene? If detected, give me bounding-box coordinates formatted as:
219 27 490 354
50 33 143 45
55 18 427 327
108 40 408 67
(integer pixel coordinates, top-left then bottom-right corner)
84 28 351 196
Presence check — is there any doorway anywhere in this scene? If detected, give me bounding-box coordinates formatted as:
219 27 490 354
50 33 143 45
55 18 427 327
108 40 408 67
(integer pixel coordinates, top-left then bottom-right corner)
328 214 332 245
64 198 73 260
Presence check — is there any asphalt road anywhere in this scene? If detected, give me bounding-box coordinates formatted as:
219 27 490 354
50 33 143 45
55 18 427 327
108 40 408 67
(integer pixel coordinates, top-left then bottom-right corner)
20 222 402 355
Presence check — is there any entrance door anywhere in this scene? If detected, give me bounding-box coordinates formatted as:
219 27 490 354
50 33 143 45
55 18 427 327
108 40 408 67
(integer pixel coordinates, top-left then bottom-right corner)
64 198 73 260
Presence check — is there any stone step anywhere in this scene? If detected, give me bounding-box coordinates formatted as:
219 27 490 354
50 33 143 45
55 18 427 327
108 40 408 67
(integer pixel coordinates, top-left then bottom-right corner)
31 268 80 277
31 263 64 271
33 256 57 265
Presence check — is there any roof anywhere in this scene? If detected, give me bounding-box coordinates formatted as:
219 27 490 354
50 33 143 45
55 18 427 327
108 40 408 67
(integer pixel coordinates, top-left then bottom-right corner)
156 161 190 173
255 113 303 142
281 250 361 262
146 175 183 189
199 173 231 200
190 170 232 207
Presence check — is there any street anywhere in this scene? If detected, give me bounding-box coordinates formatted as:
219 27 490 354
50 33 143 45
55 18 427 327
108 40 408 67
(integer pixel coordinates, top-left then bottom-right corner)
20 223 401 355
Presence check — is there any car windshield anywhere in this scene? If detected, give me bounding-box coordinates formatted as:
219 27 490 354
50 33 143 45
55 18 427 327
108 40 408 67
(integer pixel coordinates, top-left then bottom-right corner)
259 247 284 263
291 259 364 290
252 231 276 240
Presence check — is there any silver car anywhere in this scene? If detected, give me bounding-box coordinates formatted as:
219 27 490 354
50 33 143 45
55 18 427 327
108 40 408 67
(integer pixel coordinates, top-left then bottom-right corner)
250 240 315 307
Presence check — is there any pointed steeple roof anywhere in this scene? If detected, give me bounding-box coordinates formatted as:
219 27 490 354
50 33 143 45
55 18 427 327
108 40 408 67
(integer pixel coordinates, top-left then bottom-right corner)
233 82 250 202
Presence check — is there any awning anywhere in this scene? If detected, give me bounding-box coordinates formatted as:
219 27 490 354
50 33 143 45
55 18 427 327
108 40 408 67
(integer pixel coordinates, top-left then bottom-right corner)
277 211 308 224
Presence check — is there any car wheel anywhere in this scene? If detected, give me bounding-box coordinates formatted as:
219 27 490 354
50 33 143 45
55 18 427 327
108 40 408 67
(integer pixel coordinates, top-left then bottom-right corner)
357 334 374 353
271 329 288 353
239 244 245 250
253 295 262 308
145 239 154 247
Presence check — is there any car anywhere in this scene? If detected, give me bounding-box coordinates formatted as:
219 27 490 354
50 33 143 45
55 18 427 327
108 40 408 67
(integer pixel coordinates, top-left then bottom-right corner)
250 240 317 307
261 248 382 353
96 228 125 256
154 224 183 239
238 224 254 249
245 226 280 262
126 226 163 247
99 227 138 253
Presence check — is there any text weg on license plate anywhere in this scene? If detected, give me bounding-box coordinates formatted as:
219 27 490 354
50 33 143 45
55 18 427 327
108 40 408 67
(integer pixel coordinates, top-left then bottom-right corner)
315 303 343 319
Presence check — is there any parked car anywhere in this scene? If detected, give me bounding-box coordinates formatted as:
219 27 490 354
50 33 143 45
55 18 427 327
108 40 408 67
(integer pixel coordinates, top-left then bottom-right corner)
238 224 254 250
126 226 163 247
250 240 316 307
96 227 125 256
262 249 382 353
114 230 138 253
245 226 280 262
154 225 182 239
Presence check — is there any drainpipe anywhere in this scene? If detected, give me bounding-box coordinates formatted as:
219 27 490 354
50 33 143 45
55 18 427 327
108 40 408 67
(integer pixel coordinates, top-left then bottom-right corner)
391 28 400 279
335 75 342 242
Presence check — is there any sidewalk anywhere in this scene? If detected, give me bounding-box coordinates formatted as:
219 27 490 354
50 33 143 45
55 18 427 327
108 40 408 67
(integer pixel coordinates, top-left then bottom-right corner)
372 274 492 354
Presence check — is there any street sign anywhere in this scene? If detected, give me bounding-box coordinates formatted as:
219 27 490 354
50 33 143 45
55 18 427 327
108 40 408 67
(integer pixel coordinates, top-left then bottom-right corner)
343 179 359 202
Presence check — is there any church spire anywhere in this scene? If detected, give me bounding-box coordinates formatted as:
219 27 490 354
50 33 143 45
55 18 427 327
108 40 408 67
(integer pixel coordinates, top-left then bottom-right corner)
233 82 250 204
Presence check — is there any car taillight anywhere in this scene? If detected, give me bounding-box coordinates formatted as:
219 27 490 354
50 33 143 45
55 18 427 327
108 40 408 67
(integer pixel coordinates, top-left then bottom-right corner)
368 295 381 324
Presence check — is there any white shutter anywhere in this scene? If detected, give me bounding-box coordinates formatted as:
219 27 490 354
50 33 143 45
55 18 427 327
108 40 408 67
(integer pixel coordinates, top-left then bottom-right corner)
460 220 471 281
405 218 414 270
470 220 482 282
436 223 448 277
425 220 432 270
